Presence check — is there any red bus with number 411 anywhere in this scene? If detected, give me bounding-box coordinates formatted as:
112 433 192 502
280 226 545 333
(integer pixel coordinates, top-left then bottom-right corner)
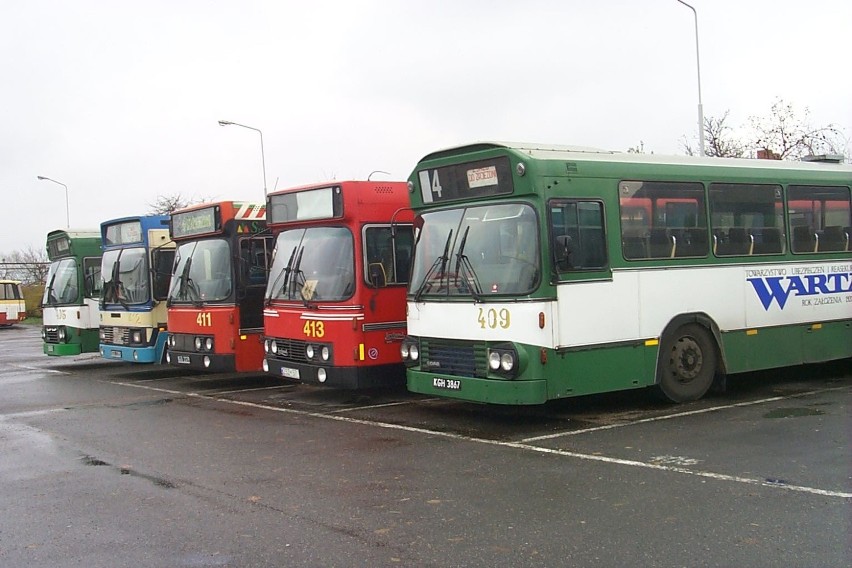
262 180 413 388
166 201 273 372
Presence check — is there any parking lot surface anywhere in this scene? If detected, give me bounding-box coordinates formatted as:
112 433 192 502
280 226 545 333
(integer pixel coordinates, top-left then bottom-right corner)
1 325 849 567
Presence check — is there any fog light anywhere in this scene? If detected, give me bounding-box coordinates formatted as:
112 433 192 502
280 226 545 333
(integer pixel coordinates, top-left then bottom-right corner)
488 351 501 370
262 359 269 372
203 355 211 368
321 346 330 361
317 368 327 383
205 337 214 351
133 350 139 361
409 344 419 361
306 345 315 360
194 337 202 350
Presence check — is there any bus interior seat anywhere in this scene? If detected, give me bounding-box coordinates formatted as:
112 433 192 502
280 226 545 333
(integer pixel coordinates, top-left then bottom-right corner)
675 227 708 257
621 230 648 260
649 228 675 258
751 227 783 254
820 226 850 252
792 225 818 253
717 227 753 256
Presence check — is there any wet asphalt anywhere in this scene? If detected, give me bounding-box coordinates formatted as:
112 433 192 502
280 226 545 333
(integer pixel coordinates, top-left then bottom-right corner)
1 324 849 567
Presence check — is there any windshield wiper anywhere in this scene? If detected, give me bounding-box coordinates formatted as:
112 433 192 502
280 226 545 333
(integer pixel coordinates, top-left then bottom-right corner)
453 226 482 300
414 229 453 301
44 272 59 306
267 245 298 304
175 256 201 303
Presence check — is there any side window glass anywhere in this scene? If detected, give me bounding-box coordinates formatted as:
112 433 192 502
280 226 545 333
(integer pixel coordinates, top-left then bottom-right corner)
364 225 414 285
240 237 272 286
619 181 707 260
84 257 102 297
549 200 607 272
788 185 851 253
710 183 785 256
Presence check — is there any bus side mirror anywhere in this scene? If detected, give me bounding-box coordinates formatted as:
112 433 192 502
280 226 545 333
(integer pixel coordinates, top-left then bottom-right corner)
367 263 387 288
555 235 574 270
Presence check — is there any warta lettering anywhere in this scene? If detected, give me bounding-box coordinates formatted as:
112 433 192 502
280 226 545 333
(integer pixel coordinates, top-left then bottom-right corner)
747 270 852 310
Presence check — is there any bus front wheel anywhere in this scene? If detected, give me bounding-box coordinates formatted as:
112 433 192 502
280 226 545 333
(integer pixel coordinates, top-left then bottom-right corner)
655 323 716 403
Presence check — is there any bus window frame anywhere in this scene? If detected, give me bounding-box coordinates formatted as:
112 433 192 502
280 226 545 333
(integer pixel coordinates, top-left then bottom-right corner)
548 198 609 277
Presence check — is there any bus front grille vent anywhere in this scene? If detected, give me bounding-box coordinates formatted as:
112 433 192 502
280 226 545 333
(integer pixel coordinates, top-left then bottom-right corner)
270 338 309 363
421 338 488 378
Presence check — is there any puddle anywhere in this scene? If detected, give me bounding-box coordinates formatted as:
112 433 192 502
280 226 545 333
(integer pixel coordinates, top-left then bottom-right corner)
763 407 825 419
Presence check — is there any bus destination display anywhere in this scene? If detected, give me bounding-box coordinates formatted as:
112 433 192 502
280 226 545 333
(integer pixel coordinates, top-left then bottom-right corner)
171 207 219 239
417 156 513 204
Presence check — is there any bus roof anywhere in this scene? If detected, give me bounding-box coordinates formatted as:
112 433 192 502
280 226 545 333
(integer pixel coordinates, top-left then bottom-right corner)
418 142 852 175
46 229 101 240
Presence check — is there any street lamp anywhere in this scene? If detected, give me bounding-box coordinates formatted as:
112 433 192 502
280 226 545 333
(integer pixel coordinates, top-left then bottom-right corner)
37 176 70 228
676 0 705 156
218 120 268 198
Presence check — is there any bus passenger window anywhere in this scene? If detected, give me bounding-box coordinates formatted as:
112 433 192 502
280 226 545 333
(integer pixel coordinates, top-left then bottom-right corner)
710 183 783 257
788 185 851 253
549 200 606 272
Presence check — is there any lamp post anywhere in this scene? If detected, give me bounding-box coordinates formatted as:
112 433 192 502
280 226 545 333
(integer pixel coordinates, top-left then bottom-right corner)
218 120 268 198
37 176 70 228
676 0 705 156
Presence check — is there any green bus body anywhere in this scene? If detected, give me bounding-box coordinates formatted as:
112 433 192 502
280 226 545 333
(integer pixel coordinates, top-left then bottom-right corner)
402 143 852 404
42 230 103 356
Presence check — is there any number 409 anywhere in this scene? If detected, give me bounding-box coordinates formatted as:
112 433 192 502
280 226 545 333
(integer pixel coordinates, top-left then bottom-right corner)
477 307 510 329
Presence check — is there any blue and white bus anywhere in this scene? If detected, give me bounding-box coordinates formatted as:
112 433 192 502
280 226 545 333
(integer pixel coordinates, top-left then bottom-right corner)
98 215 175 363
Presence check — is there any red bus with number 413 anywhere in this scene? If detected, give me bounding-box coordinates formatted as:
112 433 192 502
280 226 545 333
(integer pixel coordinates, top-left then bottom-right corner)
262 180 413 388
166 201 273 372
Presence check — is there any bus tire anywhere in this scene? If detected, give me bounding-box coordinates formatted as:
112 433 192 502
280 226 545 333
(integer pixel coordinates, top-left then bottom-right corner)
655 323 716 403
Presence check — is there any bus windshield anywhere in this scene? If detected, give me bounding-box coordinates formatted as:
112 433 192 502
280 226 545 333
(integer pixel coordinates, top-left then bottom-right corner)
42 258 79 306
410 202 540 298
101 247 150 305
168 239 233 303
266 227 354 302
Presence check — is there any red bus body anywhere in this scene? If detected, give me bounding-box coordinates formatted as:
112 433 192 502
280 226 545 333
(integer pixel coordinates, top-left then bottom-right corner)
166 201 272 372
263 181 413 388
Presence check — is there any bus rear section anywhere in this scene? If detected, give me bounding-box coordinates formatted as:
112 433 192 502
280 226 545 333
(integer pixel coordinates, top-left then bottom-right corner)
166 201 272 373
262 181 413 388
0 280 26 326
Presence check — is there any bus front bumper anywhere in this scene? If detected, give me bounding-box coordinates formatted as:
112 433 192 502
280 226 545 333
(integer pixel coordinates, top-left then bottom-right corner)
265 359 405 389
100 344 159 364
167 350 235 372
44 342 83 356
407 371 548 405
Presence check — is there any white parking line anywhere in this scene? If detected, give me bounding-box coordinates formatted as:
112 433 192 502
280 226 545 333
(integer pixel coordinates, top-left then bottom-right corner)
521 386 848 443
110 380 852 500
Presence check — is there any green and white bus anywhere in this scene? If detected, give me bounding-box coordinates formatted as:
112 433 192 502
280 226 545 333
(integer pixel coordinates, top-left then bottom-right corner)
401 143 852 405
42 229 103 356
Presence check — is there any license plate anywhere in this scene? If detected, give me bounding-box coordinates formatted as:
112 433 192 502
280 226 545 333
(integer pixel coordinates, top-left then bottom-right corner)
176 355 191 364
280 366 300 379
432 377 461 390
110 350 122 358
47 345 55 353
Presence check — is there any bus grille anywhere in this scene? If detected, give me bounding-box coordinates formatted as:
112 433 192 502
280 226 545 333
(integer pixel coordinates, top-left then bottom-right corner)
269 337 308 363
44 327 60 342
101 326 129 345
421 338 488 378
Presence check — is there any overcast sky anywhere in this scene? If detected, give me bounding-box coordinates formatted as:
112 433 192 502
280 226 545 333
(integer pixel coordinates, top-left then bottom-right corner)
2 0 850 254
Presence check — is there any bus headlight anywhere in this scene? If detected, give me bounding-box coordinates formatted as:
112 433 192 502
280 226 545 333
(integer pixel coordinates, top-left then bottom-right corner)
306 345 315 360
131 330 143 344
204 337 214 351
270 340 278 354
58 327 66 341
264 339 270 353
321 346 330 361
487 344 520 378
194 337 202 351
41 328 47 340
99 328 106 340
401 337 420 367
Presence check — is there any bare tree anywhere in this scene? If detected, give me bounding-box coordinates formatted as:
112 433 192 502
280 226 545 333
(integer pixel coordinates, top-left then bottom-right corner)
148 193 211 215
1 245 50 284
749 98 844 160
683 99 845 161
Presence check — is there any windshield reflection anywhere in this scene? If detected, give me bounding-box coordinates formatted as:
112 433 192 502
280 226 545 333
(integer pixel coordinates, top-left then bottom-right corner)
42 258 79 305
410 203 539 298
168 239 233 303
266 227 354 302
101 247 150 305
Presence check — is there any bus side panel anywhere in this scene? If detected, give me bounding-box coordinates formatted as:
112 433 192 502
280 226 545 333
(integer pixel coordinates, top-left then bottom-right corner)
233 327 265 373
